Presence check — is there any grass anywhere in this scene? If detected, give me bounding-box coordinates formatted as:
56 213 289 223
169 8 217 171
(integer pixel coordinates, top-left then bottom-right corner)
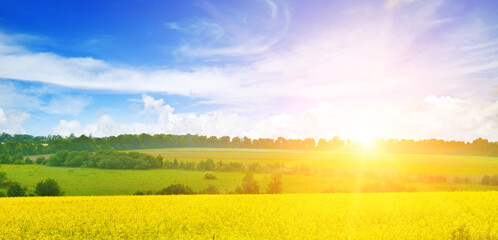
1 148 496 196
138 148 498 175
0 164 247 196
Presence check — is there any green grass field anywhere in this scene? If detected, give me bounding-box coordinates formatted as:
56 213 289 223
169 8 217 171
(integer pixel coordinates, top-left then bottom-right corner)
138 148 498 175
1 148 497 196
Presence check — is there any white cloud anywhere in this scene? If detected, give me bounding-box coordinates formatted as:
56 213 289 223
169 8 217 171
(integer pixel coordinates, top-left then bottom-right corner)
0 108 29 134
53 120 82 137
53 95 498 141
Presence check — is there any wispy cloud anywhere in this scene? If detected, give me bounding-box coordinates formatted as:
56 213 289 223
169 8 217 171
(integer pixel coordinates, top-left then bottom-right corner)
41 95 91 116
384 0 421 9
168 0 289 60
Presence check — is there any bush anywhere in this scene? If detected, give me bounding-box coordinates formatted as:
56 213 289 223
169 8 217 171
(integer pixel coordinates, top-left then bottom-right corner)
204 172 217 180
156 184 195 195
35 156 46 165
0 191 5 197
201 185 220 194
7 183 26 197
134 190 155 195
25 157 34 164
35 178 63 196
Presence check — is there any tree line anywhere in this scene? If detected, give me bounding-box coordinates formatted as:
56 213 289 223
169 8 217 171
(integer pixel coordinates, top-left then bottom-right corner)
44 150 163 169
0 133 497 158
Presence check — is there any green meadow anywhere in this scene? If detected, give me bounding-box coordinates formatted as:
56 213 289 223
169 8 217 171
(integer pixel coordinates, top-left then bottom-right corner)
1 148 497 196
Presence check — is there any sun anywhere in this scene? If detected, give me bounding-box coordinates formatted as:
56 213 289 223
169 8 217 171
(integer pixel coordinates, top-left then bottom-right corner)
352 127 378 151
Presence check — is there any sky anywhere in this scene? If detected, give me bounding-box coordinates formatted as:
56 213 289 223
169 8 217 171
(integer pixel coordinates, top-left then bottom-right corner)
0 0 497 141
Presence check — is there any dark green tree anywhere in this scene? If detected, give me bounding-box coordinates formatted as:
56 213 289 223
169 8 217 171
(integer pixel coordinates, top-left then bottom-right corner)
7 183 26 197
235 172 259 194
156 183 194 195
35 178 63 196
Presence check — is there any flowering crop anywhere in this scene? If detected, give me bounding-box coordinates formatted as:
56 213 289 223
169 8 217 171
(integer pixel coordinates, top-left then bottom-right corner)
0 192 497 239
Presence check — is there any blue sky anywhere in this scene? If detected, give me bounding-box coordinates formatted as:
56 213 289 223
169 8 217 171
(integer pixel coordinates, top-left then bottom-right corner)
0 0 497 141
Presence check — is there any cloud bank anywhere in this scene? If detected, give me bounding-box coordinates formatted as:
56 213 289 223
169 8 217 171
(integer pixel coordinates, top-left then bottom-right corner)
53 95 498 141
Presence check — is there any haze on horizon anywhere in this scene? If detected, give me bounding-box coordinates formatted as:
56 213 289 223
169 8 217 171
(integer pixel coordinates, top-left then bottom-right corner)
0 0 497 141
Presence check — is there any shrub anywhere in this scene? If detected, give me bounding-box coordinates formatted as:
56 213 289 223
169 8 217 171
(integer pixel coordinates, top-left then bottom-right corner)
146 190 155 195
156 184 195 195
201 185 220 194
134 190 155 195
204 172 217 180
25 157 34 164
35 178 63 196
0 191 5 197
35 156 46 165
7 183 26 197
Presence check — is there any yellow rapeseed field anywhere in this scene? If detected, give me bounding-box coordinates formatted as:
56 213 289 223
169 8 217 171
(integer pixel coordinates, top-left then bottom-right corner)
0 192 497 239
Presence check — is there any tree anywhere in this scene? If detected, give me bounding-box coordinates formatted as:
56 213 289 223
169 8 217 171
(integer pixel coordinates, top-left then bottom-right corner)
35 178 63 196
267 174 283 194
235 172 259 194
480 175 490 185
35 156 46 165
7 183 26 197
